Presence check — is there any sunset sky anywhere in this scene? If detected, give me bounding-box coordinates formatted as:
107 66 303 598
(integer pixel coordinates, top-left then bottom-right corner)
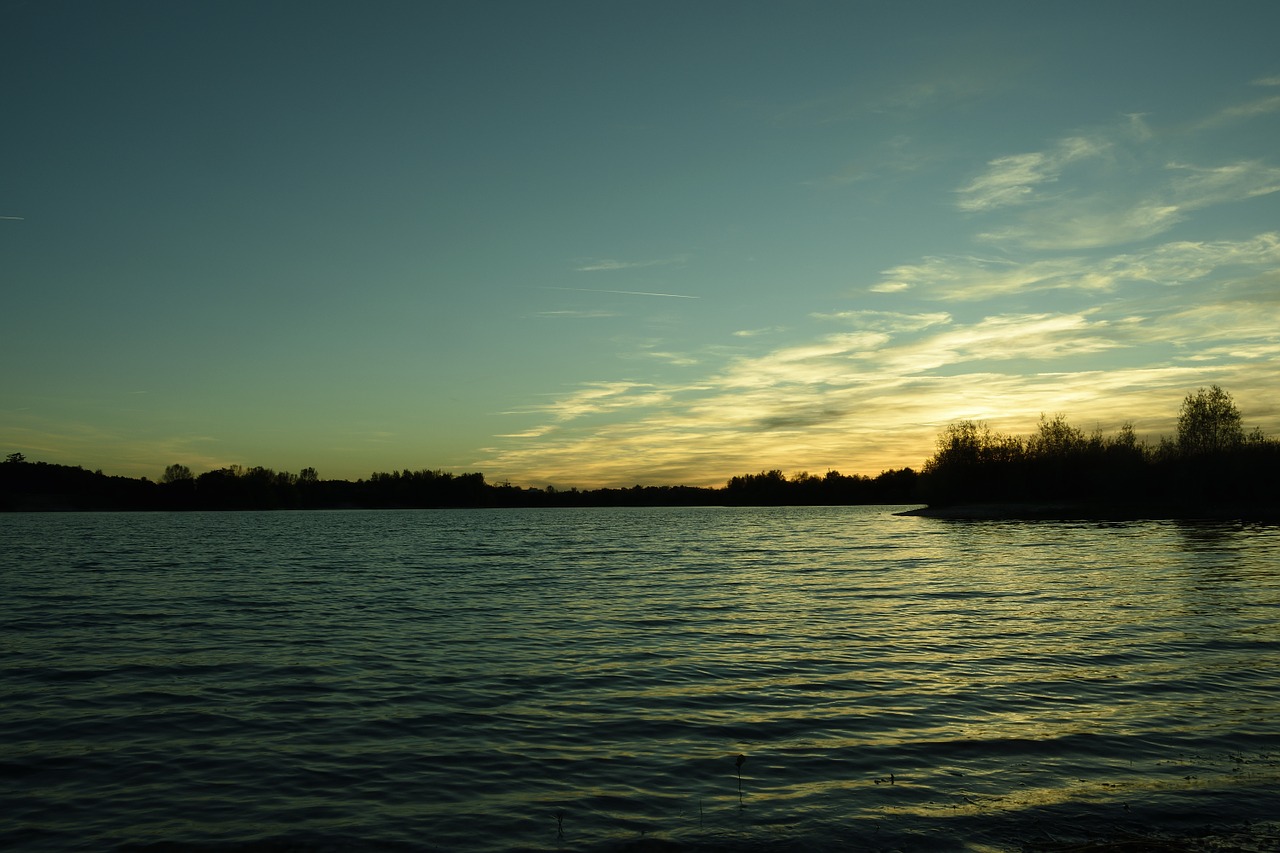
4 1 1279 488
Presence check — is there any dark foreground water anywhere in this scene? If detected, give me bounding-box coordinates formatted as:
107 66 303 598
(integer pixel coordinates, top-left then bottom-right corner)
2 507 1278 852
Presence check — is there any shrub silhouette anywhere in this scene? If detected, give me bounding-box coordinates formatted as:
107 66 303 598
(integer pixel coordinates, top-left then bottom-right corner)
920 387 1277 511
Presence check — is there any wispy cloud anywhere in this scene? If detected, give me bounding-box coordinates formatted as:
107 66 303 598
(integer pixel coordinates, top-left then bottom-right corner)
481 85 1280 488
967 158 1280 251
977 200 1183 251
872 233 1280 299
956 136 1108 212
1117 232 1280 283
1197 80 1280 126
955 100 1280 250
540 286 699 299
487 231 1280 486
535 309 619 319
811 135 937 187
521 380 672 423
1166 160 1280 205
874 255 1094 300
493 425 556 439
633 350 699 366
1212 94 1280 122
573 255 687 272
482 298 1280 487
809 309 952 333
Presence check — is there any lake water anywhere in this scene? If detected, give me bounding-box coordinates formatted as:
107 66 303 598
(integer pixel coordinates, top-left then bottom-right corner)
1 506 1278 852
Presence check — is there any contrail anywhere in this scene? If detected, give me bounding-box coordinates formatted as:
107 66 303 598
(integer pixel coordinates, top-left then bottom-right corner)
1 215 25 220
539 286 699 299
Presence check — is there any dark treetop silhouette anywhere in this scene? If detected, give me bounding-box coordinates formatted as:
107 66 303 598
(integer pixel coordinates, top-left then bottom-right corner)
3 387 1276 517
0 459 918 512
915 386 1279 519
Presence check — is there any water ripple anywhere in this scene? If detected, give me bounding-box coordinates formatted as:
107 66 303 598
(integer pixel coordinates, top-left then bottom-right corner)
1 507 1278 851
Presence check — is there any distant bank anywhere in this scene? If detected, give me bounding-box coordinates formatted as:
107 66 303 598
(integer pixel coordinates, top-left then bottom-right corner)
5 386 1277 517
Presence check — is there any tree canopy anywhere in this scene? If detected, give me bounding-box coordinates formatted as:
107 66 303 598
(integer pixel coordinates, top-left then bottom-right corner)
1176 384 1244 455
919 386 1277 513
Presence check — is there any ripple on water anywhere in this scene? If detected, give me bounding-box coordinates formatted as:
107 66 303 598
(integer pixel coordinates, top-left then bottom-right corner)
1 507 1278 852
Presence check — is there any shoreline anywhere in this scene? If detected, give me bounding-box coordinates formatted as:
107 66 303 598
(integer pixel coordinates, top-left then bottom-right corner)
897 502 1280 522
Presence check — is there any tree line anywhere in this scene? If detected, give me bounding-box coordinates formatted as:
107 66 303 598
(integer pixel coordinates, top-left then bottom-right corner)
0 453 918 511
3 386 1275 513
919 385 1279 512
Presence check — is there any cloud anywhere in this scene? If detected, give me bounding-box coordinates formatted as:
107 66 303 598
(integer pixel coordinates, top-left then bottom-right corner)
1166 160 1280 205
956 136 1108 212
954 96 1280 250
479 85 1280 489
1143 296 1280 355
877 256 1053 300
628 350 699 367
872 233 1280 300
521 380 673 423
811 135 936 187
481 343 1280 489
810 310 952 333
478 362 1220 489
1110 232 1280 284
908 313 1119 364
868 280 911 294
874 254 1126 300
536 309 619 319
483 266 1280 487
481 310 1137 483
977 201 1183 251
541 286 699 299
573 255 687 272
1197 87 1280 127
1216 95 1280 121
967 158 1280 252
1123 112 1154 142
493 426 556 439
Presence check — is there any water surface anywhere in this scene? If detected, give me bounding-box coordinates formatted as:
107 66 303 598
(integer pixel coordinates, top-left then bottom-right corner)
2 507 1277 851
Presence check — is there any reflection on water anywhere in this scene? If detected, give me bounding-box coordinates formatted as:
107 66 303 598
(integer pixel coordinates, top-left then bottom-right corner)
1 507 1277 852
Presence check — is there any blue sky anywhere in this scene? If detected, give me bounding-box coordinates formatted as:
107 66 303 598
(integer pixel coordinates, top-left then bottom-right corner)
4 1 1279 487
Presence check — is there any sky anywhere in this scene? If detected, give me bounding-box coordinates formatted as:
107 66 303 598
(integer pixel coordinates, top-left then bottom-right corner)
3 1 1279 488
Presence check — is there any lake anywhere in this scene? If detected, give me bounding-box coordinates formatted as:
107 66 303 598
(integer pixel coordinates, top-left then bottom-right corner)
1 506 1277 851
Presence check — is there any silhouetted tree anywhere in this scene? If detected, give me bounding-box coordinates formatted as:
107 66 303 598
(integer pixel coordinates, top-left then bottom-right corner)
157 462 196 508
1027 413 1086 458
921 421 1025 503
161 463 193 484
725 469 789 504
1177 385 1243 455
917 387 1279 515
